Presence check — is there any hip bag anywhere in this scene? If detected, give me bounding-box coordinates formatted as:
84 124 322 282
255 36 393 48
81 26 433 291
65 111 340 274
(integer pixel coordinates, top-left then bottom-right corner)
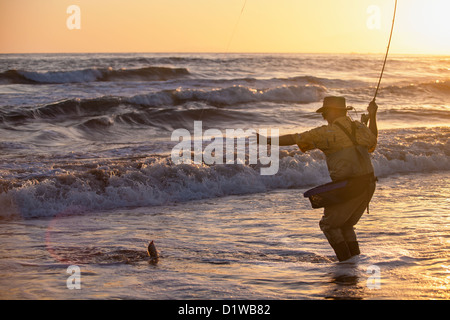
304 172 376 209
304 121 376 209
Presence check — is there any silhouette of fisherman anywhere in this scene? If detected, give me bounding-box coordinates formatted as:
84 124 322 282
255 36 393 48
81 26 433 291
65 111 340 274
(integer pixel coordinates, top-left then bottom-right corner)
259 96 378 262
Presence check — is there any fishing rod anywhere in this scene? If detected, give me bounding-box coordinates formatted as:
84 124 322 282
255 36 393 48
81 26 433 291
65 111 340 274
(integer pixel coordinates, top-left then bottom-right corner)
199 0 247 121
226 0 248 53
362 0 398 124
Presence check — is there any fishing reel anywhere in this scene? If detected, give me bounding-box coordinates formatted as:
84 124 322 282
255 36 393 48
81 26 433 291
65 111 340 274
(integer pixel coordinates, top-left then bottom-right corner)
360 113 370 125
347 105 370 125
360 99 378 125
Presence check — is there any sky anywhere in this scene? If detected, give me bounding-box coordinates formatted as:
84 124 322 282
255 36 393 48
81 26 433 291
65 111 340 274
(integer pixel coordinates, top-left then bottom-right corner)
0 0 449 54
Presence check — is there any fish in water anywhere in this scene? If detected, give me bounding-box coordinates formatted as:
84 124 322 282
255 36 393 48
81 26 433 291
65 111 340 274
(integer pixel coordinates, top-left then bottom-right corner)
147 241 159 263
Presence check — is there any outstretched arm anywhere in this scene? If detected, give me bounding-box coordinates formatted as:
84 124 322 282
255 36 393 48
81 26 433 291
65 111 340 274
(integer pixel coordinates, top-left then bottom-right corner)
278 134 296 146
256 133 296 146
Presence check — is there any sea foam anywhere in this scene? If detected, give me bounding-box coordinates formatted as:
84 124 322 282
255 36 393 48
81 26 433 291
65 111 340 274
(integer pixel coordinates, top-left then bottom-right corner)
1 126 448 220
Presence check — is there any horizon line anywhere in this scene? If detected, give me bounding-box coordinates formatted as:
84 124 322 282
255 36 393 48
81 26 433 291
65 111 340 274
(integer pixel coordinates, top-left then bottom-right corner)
1 51 448 56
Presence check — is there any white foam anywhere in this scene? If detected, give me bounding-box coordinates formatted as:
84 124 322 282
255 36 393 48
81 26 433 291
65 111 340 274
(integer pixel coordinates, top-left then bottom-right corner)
1 127 448 220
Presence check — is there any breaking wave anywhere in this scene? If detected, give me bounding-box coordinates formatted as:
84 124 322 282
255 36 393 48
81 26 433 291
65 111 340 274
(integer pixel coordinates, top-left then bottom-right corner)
0 84 326 128
128 84 326 107
0 66 190 84
345 79 450 99
0 127 448 219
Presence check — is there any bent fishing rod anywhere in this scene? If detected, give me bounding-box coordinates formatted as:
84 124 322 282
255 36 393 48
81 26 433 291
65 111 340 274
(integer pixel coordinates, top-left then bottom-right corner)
362 0 398 124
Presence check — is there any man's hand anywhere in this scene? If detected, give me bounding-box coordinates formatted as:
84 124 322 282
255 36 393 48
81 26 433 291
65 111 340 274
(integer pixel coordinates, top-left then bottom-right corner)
368 100 378 117
367 100 378 138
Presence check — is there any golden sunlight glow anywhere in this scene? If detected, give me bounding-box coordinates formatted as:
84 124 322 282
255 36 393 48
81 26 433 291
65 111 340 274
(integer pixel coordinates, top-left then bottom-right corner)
0 0 449 54
394 0 450 54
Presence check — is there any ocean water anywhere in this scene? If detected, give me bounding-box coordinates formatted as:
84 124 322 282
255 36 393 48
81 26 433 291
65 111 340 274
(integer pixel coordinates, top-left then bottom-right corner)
0 53 449 300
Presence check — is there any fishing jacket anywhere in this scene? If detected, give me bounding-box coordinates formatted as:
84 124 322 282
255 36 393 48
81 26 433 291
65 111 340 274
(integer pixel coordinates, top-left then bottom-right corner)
294 116 377 182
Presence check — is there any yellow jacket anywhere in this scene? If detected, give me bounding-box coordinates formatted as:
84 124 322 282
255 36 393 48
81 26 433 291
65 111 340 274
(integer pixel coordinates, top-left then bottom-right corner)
294 116 377 181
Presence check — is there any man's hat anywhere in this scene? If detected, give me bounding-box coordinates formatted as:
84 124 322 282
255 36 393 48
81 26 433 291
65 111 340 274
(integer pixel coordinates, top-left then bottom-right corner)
316 96 352 113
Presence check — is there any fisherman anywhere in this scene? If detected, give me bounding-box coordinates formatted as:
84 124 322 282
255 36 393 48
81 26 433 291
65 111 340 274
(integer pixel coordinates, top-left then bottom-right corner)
259 96 378 262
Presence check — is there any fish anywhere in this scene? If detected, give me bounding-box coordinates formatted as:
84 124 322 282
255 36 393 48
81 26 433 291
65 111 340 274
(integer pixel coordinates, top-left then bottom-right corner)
147 240 159 264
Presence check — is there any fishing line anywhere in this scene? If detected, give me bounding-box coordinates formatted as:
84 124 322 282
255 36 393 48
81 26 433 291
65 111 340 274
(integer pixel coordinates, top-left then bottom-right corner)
361 0 397 124
200 1 247 121
225 0 248 53
372 0 398 102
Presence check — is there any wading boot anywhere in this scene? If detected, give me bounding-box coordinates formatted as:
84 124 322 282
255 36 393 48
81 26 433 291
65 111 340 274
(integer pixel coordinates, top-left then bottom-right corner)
332 242 352 262
346 241 360 257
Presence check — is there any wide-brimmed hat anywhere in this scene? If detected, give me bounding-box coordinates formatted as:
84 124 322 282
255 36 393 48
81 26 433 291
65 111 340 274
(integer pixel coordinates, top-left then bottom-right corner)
315 96 352 113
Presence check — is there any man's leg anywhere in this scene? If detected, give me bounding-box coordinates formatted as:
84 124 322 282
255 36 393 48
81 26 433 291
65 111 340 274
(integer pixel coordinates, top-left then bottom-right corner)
341 226 360 257
319 182 376 261
319 215 351 262
341 181 377 257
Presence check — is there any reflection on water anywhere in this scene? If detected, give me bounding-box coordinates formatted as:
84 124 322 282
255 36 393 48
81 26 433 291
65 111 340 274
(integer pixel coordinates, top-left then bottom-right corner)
0 172 449 299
